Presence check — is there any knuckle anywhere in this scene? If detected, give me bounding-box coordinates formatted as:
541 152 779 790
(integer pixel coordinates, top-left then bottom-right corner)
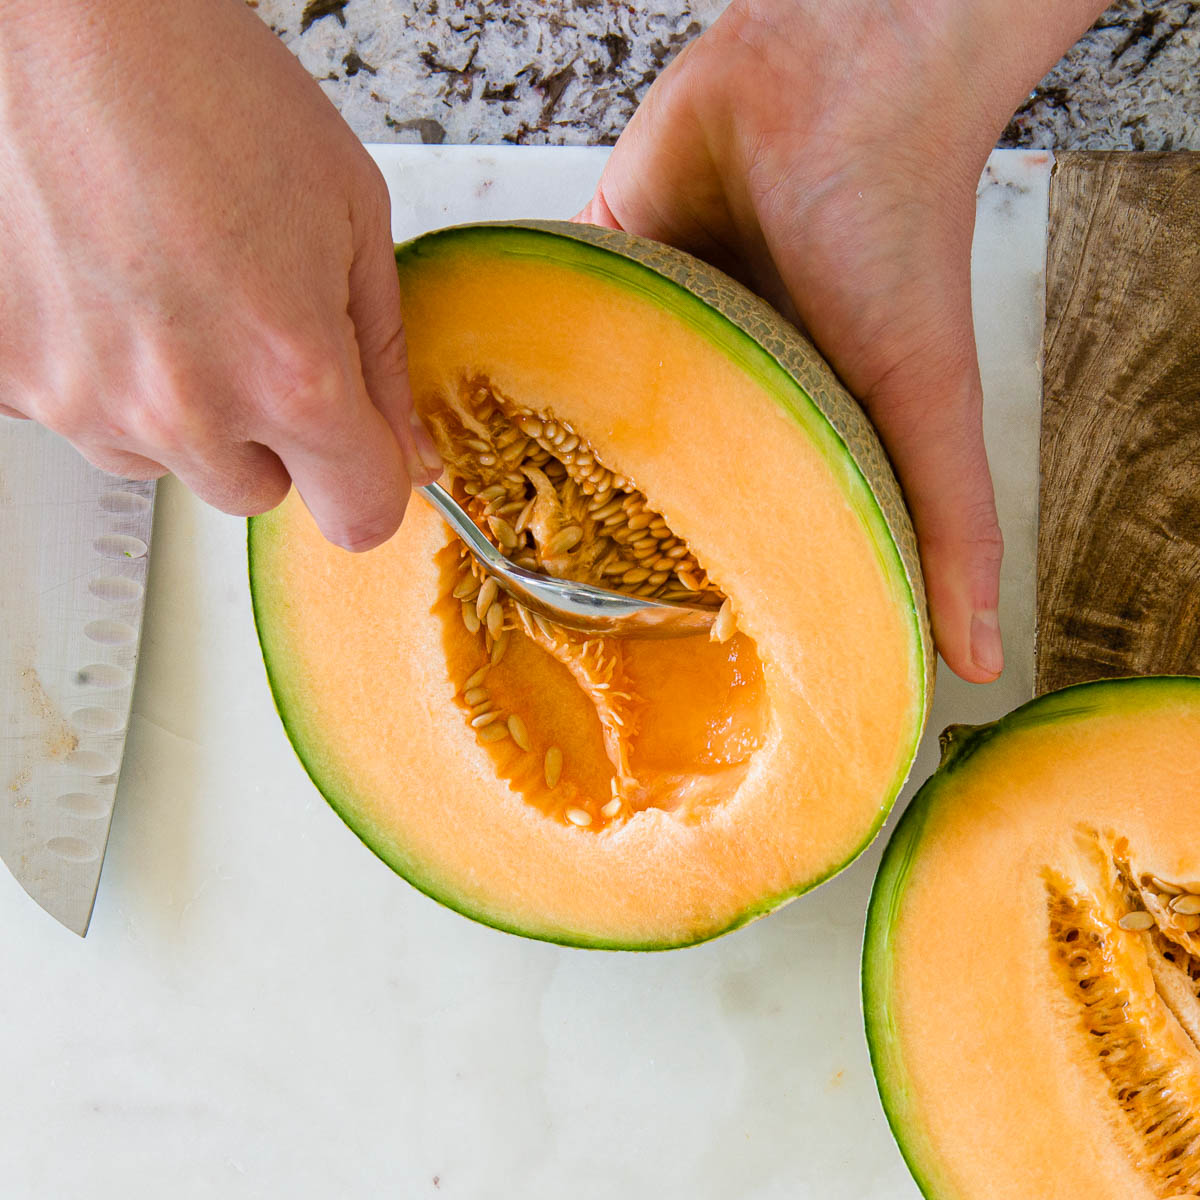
125 391 191 458
194 465 288 518
970 516 1005 563
333 500 406 553
920 497 1003 562
360 162 392 216
36 388 95 440
349 153 393 220
262 344 346 428
956 493 1004 547
222 476 291 518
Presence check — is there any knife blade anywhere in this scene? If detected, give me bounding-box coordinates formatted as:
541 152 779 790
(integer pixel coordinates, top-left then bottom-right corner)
0 419 154 935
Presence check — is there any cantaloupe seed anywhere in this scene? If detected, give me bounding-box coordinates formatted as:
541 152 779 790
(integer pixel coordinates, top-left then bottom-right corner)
431 378 752 831
489 632 509 666
507 714 530 752
712 598 736 645
485 602 504 640
1118 911 1155 931
475 577 499 621
544 747 563 789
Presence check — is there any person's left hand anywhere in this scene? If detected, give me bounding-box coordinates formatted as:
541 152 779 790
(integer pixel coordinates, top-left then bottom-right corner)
575 0 1103 683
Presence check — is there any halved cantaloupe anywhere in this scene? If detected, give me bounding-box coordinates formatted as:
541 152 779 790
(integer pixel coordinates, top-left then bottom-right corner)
864 676 1200 1199
250 221 932 948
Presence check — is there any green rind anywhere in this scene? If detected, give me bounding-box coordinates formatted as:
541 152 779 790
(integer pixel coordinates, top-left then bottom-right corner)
862 675 1200 1198
249 220 933 949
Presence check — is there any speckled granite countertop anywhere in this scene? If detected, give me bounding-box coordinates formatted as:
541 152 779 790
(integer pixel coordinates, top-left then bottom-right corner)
249 0 1198 149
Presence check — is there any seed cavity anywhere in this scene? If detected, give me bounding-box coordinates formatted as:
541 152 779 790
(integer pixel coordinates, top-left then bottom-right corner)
1046 838 1200 1194
431 379 741 831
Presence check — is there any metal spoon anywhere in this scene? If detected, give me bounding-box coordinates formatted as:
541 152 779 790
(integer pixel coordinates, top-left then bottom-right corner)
419 482 714 638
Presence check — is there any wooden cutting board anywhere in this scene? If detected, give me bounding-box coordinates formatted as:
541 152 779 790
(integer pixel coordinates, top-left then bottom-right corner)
1037 151 1200 693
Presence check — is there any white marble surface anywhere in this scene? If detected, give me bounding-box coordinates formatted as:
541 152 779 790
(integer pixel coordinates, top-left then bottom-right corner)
0 148 1052 1198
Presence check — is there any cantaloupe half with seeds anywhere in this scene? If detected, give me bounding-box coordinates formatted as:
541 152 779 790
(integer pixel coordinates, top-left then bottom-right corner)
864 676 1200 1199
249 221 932 948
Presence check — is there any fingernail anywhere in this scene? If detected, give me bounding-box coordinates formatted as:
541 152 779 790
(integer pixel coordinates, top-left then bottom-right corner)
409 411 443 478
970 609 1004 678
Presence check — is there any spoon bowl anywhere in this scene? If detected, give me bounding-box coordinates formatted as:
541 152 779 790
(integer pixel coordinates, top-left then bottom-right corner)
419 482 715 639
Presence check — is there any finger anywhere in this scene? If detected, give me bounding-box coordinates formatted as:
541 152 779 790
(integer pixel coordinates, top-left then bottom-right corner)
573 187 623 230
0 403 30 419
347 171 442 486
167 440 291 517
76 445 169 481
761 188 1004 684
263 335 413 552
860 338 1004 685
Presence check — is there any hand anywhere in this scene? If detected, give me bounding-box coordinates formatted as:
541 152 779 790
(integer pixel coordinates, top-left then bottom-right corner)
0 0 441 550
577 0 1105 682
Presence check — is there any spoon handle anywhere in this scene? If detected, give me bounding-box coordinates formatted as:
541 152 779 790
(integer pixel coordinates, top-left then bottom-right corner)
417 482 505 569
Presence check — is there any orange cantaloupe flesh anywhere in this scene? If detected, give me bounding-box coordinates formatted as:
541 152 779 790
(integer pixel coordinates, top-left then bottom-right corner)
250 223 929 948
864 678 1200 1199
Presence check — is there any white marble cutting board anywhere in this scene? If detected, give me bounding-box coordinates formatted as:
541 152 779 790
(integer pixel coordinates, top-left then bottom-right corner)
0 148 1052 1199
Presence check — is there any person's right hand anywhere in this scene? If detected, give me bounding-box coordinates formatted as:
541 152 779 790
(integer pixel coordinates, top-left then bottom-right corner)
0 0 441 550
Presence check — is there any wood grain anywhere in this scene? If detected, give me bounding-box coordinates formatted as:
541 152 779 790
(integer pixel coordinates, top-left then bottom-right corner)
1037 151 1200 695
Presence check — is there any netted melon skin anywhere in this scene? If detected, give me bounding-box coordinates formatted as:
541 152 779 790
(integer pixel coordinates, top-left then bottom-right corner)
510 218 934 711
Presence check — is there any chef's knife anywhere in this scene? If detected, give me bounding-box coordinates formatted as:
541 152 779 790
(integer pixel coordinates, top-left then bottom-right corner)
0 419 154 935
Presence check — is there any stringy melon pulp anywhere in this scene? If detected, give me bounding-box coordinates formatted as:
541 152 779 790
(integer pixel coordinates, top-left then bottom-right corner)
864 678 1200 1200
249 221 929 948
428 376 766 831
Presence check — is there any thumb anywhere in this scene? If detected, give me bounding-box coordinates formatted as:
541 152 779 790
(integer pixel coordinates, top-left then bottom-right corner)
572 186 624 230
859 318 1004 684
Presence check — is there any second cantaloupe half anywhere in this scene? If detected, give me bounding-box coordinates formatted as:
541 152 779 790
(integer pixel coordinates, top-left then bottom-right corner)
864 677 1200 1199
249 221 932 948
